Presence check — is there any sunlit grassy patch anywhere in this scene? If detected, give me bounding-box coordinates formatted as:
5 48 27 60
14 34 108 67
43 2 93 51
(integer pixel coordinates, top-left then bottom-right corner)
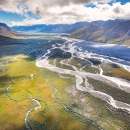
6 55 39 77
101 63 130 81
0 94 29 130
112 67 130 81
0 53 53 129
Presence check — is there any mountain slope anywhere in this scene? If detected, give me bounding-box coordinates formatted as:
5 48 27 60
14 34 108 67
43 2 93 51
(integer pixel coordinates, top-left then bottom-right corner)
69 20 130 45
0 23 18 39
69 24 104 41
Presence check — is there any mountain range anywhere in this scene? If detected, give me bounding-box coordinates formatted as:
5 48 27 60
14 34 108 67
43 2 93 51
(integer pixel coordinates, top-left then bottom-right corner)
11 22 88 33
1 19 130 46
69 20 130 45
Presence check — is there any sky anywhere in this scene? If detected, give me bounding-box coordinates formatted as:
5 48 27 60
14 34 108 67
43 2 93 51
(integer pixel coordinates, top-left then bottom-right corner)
0 0 130 26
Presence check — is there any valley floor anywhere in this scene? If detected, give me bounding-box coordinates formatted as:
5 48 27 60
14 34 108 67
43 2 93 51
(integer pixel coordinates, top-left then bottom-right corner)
0 33 130 130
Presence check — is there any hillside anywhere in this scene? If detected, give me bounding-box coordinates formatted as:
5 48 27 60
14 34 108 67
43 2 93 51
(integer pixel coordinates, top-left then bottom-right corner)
69 20 130 45
0 23 18 39
69 24 104 41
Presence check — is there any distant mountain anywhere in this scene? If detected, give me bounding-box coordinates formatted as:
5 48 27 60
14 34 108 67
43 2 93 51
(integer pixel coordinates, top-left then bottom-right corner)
69 24 103 40
11 22 89 33
69 20 130 45
0 23 18 39
91 19 122 29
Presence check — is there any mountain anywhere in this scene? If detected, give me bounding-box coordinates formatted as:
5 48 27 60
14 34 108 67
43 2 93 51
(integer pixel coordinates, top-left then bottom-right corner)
104 20 130 45
69 24 103 41
69 20 119 41
91 19 122 28
0 23 18 39
11 22 89 33
11 19 130 46
69 20 130 45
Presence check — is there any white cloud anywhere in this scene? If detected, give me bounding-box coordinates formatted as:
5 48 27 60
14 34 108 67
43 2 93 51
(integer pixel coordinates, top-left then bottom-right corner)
0 0 130 26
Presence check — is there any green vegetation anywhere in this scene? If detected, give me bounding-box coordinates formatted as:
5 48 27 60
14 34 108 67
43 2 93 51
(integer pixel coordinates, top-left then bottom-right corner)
87 78 130 104
112 67 130 81
0 34 130 130
101 63 130 81
83 66 99 73
68 58 83 69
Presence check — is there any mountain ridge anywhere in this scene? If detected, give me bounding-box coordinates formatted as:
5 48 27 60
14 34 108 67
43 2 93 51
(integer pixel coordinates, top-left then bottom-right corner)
10 19 130 46
11 22 89 33
69 20 130 46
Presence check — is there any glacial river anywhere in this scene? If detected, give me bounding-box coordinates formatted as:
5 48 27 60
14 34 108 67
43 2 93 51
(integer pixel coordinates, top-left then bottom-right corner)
36 37 130 114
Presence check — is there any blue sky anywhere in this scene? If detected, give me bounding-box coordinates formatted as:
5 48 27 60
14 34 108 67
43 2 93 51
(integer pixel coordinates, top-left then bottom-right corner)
116 0 129 4
0 0 130 26
0 11 25 25
0 11 41 25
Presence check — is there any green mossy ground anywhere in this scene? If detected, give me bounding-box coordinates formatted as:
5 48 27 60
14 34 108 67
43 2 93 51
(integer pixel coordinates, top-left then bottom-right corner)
0 34 130 130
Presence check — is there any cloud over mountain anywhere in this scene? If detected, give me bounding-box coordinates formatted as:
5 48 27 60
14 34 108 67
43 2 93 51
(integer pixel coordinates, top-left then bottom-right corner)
0 0 130 26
